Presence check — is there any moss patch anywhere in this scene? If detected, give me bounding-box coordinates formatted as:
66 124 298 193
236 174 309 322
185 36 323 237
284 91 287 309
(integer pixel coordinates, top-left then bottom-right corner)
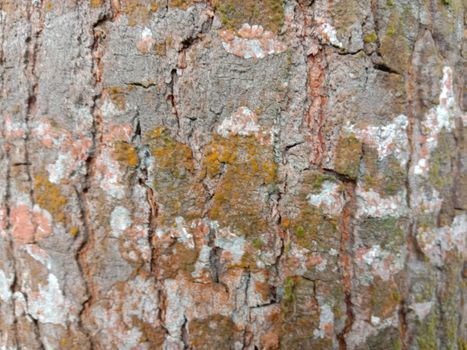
334 135 362 179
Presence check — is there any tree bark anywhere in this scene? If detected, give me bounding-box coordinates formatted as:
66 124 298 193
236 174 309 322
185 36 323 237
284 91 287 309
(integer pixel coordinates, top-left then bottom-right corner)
0 0 466 349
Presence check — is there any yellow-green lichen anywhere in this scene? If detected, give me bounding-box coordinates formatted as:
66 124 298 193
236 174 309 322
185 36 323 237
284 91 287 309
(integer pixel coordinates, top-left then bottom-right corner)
70 226 79 237
33 174 68 223
144 127 205 226
213 0 285 33
204 135 277 237
416 310 438 350
364 32 378 43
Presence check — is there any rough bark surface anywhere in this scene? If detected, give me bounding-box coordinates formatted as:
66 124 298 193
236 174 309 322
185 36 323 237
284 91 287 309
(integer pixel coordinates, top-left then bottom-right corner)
0 0 466 349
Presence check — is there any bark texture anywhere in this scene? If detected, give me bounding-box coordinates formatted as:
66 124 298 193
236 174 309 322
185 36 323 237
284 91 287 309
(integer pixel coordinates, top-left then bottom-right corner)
0 0 466 349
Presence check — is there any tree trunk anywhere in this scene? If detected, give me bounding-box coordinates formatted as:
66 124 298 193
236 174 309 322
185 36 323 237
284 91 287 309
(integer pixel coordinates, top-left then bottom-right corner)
0 0 465 349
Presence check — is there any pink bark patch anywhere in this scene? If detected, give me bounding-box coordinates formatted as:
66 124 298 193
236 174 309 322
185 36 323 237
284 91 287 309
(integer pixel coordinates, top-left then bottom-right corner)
10 205 53 244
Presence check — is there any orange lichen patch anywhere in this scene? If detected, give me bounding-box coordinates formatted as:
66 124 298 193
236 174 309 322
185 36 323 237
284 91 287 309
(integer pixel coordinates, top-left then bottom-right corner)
120 0 159 26
112 141 138 168
33 174 68 223
260 332 280 350
204 135 277 236
168 0 196 9
10 205 53 244
144 127 205 226
90 0 104 7
107 87 126 110
70 226 79 237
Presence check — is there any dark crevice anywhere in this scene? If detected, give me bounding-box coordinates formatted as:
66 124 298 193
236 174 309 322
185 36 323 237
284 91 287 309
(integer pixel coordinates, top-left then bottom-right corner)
373 63 401 75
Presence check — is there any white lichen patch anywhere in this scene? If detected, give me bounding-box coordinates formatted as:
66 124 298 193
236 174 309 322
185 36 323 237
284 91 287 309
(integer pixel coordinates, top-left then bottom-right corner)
90 275 159 350
314 19 343 48
417 213 467 265
357 245 404 282
27 274 73 325
31 118 92 184
412 66 460 176
175 216 195 249
96 147 126 199
191 245 212 280
214 229 246 264
313 302 334 339
345 114 409 167
137 27 156 53
219 23 287 59
23 244 52 270
0 270 14 302
110 206 132 238
217 106 260 138
355 184 407 218
307 181 344 216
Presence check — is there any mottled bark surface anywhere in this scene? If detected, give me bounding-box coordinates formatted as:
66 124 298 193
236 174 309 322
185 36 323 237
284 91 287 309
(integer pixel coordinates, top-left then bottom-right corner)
0 0 466 349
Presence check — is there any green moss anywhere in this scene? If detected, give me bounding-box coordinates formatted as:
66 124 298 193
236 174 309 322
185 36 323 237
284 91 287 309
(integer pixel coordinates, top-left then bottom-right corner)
416 310 438 350
441 0 451 5
252 237 263 250
33 174 68 223
334 135 362 179
428 131 455 192
214 0 284 33
386 0 394 7
295 225 305 239
364 32 378 43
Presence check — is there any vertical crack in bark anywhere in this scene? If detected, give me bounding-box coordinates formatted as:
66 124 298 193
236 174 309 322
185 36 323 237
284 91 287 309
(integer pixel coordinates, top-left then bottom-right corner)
167 68 181 132
75 8 113 347
336 181 356 350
